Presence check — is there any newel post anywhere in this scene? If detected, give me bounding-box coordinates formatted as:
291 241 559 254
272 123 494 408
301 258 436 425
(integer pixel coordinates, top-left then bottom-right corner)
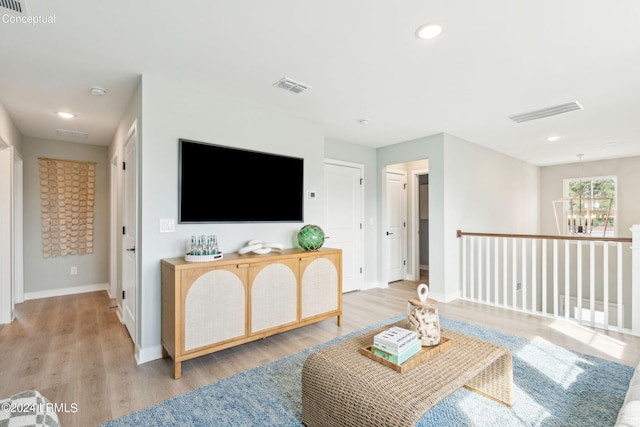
631 225 640 334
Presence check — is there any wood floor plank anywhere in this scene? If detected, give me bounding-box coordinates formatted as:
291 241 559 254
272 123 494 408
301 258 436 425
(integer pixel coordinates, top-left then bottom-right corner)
1 281 639 426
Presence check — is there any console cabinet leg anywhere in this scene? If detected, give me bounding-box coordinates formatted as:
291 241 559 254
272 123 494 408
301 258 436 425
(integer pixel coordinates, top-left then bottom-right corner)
337 314 342 326
162 346 169 359
174 361 182 379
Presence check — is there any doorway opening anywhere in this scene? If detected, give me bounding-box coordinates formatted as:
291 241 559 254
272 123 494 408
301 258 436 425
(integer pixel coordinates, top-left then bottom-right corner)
383 160 429 285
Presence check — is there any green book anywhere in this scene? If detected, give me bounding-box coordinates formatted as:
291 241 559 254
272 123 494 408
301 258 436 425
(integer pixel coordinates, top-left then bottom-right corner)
372 339 422 365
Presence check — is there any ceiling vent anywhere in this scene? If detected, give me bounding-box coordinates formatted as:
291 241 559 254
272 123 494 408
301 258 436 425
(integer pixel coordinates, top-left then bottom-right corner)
1 0 27 14
56 129 88 139
509 101 583 123
273 77 311 94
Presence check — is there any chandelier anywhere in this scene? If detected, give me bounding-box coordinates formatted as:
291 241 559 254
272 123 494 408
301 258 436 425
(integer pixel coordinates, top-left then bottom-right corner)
552 154 613 237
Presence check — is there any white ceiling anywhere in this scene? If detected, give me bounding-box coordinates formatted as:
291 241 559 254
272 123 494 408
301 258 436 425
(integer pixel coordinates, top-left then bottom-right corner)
1 0 640 166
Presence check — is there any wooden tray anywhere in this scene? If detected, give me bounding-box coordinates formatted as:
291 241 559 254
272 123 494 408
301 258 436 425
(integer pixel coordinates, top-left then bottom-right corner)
359 336 452 373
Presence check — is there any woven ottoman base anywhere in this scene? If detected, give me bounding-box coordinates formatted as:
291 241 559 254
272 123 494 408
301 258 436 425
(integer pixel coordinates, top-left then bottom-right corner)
301 320 513 427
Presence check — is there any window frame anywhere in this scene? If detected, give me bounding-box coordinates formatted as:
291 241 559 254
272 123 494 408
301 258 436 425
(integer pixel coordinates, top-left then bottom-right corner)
562 175 617 237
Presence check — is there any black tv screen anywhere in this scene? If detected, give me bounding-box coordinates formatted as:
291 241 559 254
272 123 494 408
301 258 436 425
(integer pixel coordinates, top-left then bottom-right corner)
179 139 304 223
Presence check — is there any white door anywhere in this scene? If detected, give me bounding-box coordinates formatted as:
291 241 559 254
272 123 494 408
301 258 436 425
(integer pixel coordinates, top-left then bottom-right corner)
384 170 407 283
122 126 137 340
324 161 363 293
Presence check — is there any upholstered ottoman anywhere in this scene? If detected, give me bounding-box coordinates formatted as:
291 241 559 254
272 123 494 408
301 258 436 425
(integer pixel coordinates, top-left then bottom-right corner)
0 390 60 427
616 361 640 426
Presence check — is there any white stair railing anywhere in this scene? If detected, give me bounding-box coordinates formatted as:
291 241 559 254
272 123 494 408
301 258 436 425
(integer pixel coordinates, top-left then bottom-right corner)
457 228 638 335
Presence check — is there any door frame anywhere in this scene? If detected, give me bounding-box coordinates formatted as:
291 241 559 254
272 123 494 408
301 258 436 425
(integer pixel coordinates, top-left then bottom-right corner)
323 158 365 293
0 142 12 323
13 149 23 305
409 167 429 281
0 141 23 323
120 119 139 347
109 154 118 300
382 167 407 284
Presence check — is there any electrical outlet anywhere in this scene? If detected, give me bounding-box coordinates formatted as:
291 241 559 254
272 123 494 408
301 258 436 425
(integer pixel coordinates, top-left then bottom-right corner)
70 266 78 275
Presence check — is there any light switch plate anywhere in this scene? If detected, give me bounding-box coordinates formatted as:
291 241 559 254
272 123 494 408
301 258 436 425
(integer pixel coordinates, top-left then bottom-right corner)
160 218 176 233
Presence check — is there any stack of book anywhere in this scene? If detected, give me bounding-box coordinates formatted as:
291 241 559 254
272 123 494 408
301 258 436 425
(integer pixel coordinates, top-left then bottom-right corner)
372 326 421 365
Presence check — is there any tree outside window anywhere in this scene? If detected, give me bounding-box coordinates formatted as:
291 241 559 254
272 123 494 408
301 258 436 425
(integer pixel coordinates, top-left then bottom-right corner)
563 176 616 237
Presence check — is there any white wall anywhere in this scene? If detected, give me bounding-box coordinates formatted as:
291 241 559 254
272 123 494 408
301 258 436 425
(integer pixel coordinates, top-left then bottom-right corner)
21 137 110 297
540 156 640 237
137 75 326 358
442 134 540 301
377 133 540 302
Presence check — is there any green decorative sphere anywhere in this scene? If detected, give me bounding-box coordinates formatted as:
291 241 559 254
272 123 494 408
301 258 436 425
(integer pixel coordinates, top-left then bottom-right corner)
297 224 325 251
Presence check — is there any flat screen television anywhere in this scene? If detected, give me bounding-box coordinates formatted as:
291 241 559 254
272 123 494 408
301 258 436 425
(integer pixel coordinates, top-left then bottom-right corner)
179 139 304 223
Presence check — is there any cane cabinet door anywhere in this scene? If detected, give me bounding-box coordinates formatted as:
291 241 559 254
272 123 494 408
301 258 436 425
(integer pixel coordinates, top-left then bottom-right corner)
181 264 248 353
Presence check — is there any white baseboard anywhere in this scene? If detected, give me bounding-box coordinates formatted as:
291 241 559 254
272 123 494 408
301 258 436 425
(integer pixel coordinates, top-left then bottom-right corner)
361 281 388 290
136 344 163 365
430 288 460 303
106 285 117 299
24 283 108 300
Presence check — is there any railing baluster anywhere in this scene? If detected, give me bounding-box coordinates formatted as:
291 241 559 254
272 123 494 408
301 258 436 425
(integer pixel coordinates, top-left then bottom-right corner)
618 242 623 330
632 225 640 334
486 237 491 304
554 240 559 317
503 238 508 307
478 237 483 302
542 239 547 316
603 243 609 330
532 239 537 314
522 238 527 311
512 238 518 310
494 237 499 305
577 241 583 324
470 236 475 301
462 235 467 299
564 241 570 320
589 241 596 327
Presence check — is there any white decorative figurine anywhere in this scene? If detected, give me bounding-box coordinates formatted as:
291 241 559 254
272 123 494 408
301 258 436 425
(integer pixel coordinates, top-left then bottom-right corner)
238 239 284 255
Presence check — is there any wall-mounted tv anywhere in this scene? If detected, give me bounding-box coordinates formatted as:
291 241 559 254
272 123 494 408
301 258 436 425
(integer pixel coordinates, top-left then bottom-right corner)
179 139 304 223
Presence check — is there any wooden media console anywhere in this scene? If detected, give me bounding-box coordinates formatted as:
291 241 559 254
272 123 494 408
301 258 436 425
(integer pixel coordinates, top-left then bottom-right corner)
161 248 342 378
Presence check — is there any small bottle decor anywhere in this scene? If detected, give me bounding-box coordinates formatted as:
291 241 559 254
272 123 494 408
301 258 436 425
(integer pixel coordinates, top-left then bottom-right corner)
406 284 441 346
185 234 223 262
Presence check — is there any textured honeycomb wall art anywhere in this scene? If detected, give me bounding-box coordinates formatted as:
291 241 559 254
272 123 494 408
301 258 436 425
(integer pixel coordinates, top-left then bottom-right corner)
39 158 96 258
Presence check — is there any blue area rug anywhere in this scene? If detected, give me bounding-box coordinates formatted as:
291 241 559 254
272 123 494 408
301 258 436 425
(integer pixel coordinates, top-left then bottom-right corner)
103 315 633 426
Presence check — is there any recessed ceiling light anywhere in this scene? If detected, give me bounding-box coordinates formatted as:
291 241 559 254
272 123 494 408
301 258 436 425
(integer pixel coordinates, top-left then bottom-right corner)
547 136 561 142
56 111 75 119
359 119 370 126
415 23 443 40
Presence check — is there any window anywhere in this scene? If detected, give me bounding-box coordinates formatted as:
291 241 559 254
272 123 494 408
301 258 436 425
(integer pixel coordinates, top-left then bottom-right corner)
563 175 617 237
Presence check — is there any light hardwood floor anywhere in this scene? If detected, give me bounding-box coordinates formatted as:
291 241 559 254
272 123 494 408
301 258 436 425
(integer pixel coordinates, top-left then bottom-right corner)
1 280 639 427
